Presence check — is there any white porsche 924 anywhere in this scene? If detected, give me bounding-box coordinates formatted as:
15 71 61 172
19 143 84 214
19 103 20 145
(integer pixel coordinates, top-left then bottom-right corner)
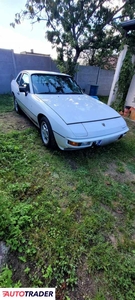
11 70 129 150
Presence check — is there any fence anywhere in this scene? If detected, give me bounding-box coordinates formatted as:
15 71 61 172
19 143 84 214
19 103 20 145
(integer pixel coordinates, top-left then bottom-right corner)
0 48 58 94
75 65 115 96
0 48 114 96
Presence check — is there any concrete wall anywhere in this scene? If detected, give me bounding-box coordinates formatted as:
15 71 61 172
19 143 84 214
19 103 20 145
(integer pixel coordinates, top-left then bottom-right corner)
0 48 59 94
75 66 115 96
0 49 15 94
0 48 114 96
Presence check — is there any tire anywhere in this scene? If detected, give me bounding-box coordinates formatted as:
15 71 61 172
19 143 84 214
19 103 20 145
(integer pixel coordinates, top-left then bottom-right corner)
13 95 21 114
40 116 57 149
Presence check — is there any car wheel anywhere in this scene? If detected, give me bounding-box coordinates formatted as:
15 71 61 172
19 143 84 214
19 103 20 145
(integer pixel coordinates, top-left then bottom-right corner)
13 95 21 114
40 116 57 149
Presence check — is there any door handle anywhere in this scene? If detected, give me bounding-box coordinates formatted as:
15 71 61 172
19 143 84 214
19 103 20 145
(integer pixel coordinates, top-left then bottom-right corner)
17 92 20 95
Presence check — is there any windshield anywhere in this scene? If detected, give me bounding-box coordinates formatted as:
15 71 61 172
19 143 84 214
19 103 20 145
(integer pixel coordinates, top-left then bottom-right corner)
31 74 82 94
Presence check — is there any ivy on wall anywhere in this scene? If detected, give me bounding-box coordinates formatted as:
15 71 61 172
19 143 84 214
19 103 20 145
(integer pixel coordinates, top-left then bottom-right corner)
112 50 135 111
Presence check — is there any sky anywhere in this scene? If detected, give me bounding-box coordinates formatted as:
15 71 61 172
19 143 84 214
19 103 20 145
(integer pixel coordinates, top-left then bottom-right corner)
0 0 57 58
0 0 123 59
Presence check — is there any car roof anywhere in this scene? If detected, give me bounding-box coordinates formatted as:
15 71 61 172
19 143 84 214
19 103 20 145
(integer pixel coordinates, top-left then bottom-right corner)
21 70 70 77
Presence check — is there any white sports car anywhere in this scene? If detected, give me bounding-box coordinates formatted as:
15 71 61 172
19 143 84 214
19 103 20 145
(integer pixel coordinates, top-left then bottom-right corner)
11 70 129 150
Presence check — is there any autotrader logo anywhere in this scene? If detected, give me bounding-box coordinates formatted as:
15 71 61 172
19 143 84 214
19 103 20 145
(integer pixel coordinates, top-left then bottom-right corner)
0 288 55 299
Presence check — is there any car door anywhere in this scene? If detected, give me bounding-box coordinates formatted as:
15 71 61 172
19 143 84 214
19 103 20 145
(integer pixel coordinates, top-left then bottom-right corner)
17 73 37 123
13 72 23 104
15 72 29 111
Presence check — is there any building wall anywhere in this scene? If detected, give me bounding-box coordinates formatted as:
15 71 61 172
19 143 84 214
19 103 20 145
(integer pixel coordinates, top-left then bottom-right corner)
75 66 115 96
0 48 59 94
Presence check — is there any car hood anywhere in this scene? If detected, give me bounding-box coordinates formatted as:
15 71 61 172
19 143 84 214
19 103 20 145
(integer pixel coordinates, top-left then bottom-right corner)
37 94 120 124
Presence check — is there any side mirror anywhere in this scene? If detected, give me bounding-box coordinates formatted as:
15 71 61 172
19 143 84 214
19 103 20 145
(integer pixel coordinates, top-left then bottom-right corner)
19 84 30 95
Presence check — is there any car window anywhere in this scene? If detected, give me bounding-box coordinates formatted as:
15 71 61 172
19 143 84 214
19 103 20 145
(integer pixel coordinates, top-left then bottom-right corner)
16 73 22 85
31 74 82 94
20 73 29 86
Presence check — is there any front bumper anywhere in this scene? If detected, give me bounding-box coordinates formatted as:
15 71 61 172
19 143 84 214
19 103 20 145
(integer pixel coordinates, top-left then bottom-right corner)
54 128 129 150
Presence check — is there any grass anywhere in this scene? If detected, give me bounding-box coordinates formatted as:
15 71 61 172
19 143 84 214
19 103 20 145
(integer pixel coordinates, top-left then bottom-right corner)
99 96 108 104
0 94 13 112
0 95 135 299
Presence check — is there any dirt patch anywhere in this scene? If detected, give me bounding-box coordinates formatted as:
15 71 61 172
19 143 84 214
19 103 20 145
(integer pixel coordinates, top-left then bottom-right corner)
68 257 113 300
104 162 135 184
0 111 34 133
